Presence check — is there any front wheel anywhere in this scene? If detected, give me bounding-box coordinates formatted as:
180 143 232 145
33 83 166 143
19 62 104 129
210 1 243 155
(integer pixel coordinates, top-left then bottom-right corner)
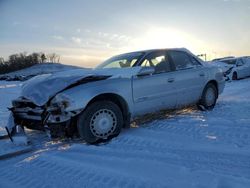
197 83 218 111
77 101 123 144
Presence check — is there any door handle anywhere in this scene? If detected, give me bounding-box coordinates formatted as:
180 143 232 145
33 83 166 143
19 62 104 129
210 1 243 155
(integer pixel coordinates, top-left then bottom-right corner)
167 78 175 83
199 73 205 77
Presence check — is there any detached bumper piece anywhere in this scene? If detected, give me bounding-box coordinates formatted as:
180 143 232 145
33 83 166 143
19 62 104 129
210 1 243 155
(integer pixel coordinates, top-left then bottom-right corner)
5 125 29 146
5 112 28 145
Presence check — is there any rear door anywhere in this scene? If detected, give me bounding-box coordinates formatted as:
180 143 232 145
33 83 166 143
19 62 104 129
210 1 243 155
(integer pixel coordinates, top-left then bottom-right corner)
132 51 177 116
168 50 207 107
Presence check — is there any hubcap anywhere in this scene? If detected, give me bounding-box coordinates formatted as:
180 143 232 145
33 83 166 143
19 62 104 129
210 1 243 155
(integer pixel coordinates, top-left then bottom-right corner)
205 87 216 106
90 109 117 138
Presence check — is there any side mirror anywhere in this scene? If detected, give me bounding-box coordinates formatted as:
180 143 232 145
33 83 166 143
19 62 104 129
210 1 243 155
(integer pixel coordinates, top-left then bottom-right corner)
137 67 155 77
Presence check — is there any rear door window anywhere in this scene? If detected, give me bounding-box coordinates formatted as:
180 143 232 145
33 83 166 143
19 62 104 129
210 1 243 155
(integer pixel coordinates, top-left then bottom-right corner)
221 59 236 65
168 51 198 70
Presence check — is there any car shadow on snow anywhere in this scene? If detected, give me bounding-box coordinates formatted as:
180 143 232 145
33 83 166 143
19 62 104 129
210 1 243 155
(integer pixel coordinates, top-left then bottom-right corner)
131 106 198 127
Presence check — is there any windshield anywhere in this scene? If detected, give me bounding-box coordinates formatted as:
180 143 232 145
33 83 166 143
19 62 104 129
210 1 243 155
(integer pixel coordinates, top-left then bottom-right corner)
96 52 144 69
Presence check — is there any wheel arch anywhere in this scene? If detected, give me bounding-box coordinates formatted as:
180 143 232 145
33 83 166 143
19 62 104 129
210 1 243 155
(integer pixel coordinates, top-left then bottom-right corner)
86 93 131 128
204 80 218 98
197 80 219 110
232 71 238 80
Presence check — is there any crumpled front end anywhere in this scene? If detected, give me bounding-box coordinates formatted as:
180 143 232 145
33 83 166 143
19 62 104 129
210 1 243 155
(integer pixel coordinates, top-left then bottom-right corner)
6 67 140 141
7 76 117 140
8 95 81 139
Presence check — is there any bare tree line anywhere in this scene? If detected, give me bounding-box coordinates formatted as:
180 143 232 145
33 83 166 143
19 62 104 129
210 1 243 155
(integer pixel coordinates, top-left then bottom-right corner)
0 52 60 74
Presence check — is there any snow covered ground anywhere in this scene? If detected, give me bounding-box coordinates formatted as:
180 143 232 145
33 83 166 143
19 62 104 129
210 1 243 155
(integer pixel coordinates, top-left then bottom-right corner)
0 78 250 188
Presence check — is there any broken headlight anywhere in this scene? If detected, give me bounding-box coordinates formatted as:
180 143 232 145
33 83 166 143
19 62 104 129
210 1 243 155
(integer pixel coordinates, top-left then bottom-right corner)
48 94 72 114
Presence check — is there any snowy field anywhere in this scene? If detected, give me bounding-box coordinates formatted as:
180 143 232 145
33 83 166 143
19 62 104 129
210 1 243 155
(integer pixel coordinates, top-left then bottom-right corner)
0 78 250 188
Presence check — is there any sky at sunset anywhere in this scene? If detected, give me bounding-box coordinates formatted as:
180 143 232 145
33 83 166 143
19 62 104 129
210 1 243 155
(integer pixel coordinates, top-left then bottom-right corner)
1 0 250 67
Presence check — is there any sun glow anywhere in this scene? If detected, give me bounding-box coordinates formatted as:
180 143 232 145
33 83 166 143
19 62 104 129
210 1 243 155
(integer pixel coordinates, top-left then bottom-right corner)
127 27 207 54
142 28 190 48
54 27 214 67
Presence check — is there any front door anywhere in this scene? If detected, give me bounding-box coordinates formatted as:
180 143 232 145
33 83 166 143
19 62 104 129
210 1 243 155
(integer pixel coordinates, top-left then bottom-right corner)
132 51 177 116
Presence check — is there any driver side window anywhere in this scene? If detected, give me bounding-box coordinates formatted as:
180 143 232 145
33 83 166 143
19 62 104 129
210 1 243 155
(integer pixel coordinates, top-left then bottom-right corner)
140 52 171 73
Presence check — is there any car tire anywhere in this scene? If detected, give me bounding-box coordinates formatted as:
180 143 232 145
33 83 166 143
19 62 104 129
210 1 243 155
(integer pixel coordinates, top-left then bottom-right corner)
232 72 238 80
77 101 123 144
197 83 218 111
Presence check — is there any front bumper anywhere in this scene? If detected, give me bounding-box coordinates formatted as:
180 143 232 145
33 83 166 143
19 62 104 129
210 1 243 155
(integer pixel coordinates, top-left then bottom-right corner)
12 107 44 121
9 98 45 131
10 98 75 131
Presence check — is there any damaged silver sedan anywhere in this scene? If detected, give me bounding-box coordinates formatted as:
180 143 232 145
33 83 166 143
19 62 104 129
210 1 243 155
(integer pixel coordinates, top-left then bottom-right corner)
7 48 225 143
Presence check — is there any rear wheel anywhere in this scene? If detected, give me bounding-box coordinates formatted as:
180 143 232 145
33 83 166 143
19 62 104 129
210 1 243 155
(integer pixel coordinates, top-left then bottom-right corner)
197 83 218 110
77 101 123 144
232 72 238 80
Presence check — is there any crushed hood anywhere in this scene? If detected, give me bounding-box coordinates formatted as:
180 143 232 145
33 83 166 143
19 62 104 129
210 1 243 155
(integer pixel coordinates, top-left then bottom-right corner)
21 67 141 106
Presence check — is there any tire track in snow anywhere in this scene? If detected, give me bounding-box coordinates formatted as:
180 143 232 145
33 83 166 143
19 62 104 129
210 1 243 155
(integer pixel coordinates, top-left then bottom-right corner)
139 111 250 148
104 134 250 178
0 151 164 188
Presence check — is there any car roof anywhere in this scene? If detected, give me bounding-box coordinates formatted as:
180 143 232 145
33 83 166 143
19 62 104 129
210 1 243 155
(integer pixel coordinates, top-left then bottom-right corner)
218 57 238 61
212 56 235 61
218 56 250 62
125 47 191 54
